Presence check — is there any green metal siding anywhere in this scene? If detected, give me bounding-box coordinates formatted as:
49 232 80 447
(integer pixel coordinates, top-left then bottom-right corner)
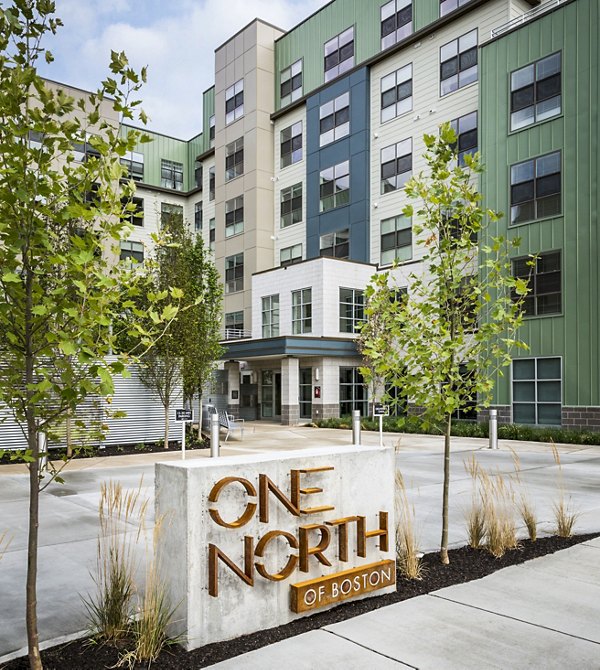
480 0 599 408
414 0 441 32
201 86 215 155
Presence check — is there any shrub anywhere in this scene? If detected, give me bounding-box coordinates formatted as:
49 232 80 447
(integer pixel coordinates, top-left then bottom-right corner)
394 472 424 580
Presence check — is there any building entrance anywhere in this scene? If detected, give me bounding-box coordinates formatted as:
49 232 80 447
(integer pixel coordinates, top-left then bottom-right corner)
261 370 281 419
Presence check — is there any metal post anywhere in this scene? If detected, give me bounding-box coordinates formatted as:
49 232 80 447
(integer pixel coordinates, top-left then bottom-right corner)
379 414 383 447
488 409 498 450
211 412 220 457
181 419 186 460
352 410 361 446
38 431 47 472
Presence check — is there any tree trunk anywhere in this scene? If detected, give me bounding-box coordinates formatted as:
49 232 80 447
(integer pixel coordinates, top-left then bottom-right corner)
66 411 72 459
440 412 452 565
164 402 170 449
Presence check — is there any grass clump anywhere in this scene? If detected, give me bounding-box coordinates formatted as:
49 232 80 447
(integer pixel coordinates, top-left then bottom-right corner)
394 471 424 580
551 445 579 537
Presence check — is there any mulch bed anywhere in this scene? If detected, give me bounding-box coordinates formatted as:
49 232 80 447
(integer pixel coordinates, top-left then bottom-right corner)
3 532 597 670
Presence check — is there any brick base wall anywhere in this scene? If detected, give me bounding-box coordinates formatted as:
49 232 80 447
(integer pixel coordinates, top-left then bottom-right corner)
562 407 600 431
478 406 511 425
313 404 339 421
281 404 300 426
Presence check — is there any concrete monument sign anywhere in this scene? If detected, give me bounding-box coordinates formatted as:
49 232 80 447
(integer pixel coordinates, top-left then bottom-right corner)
156 445 395 649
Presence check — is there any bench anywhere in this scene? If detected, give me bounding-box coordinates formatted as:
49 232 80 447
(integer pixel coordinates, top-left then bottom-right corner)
218 411 244 441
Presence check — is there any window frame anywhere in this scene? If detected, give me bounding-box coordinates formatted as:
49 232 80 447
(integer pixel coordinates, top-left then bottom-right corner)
121 196 144 227
510 52 561 132
194 201 203 232
440 29 478 97
319 92 350 147
339 366 368 417
261 294 280 338
512 356 562 426
380 215 412 265
381 63 412 123
208 165 215 201
225 137 244 181
120 240 144 265
381 138 412 194
160 159 184 191
324 26 355 83
224 311 245 340
120 150 144 182
450 111 478 166
280 59 303 107
510 151 561 226
160 202 183 228
381 0 413 51
339 287 365 333
280 121 303 168
440 0 471 18
280 183 303 229
292 288 312 334
320 161 350 212
225 253 244 294
225 79 244 125
512 251 562 317
280 243 302 267
225 195 244 238
320 229 350 259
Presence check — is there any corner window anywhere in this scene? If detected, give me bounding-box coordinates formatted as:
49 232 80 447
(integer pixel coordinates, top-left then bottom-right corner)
381 0 412 51
120 150 144 182
160 202 183 227
224 311 245 340
381 138 412 194
339 367 367 416
225 253 244 293
160 159 183 191
513 252 561 316
209 218 215 252
225 138 244 181
281 122 302 168
324 27 354 83
380 215 412 264
339 287 365 333
194 201 203 231
262 294 280 338
208 165 215 201
281 60 302 107
121 196 144 227
209 114 216 145
511 52 561 131
510 152 561 225
450 111 477 165
225 196 244 237
280 243 302 267
513 357 561 425
225 80 244 124
320 161 350 212
440 0 471 17
381 64 412 123
120 240 144 264
319 92 350 147
281 183 302 228
320 229 349 259
292 288 312 334
440 29 477 96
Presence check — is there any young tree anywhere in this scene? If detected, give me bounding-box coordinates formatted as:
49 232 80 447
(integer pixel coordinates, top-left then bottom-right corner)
360 124 529 565
0 3 181 667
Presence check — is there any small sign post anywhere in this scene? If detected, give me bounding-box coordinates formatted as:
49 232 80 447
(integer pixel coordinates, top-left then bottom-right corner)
176 408 193 459
373 403 390 447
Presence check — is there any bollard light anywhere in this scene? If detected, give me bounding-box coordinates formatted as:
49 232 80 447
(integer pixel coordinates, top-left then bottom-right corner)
211 412 220 457
352 410 361 446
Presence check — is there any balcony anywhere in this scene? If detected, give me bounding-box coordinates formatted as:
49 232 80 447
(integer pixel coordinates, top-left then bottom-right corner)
491 0 565 39
221 328 252 342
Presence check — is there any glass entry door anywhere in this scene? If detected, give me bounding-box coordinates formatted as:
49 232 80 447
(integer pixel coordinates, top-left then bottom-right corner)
299 367 312 419
261 370 282 419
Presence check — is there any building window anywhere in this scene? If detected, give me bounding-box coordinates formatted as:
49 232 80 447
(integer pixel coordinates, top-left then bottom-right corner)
440 0 471 17
160 159 184 191
280 243 302 267
451 111 477 165
194 160 203 190
339 367 367 416
120 240 144 264
381 138 412 194
299 368 312 419
281 60 302 107
513 252 561 316
511 52 561 131
120 150 144 181
122 196 144 227
510 152 561 225
324 26 354 83
209 218 215 252
281 183 302 228
225 137 244 181
339 287 365 333
160 202 183 227
224 311 245 340
262 294 280 338
194 201 203 231
513 357 561 425
225 79 244 125
280 121 302 168
292 288 312 334
440 29 477 96
320 229 349 259
319 92 350 147
209 114 215 145
208 166 215 201
225 253 243 293
320 161 350 212
381 0 412 51
381 64 412 123
380 215 411 264
225 196 244 237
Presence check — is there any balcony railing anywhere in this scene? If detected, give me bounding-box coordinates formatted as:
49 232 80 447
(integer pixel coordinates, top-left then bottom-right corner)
491 0 565 39
222 328 252 341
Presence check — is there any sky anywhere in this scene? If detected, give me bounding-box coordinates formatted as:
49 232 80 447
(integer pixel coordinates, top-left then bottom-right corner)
38 0 329 140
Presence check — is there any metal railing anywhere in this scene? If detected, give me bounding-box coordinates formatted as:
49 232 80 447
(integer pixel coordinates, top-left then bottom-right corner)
491 0 565 39
221 328 252 341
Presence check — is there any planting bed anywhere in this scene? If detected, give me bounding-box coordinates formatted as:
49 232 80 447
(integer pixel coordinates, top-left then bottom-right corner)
3 532 597 670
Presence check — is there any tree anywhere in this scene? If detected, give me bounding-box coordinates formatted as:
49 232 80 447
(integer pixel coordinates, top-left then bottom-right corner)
0 3 181 667
360 124 530 565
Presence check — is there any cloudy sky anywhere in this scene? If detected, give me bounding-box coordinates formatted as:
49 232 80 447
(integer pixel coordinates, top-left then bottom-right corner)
38 0 328 139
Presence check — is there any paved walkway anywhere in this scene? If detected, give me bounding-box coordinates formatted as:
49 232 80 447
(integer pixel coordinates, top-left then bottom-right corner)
1 423 599 665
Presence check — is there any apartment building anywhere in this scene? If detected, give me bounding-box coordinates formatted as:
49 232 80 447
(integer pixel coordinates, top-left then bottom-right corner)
119 0 598 430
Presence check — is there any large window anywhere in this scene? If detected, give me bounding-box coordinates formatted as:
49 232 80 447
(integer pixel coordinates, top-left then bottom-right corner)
194 201 203 231
160 202 183 227
381 0 412 51
281 183 302 228
380 215 411 264
513 357 561 425
513 252 561 317
224 311 244 340
208 166 215 201
225 196 244 237
120 150 144 181
320 161 350 212
262 294 280 338
160 159 183 191
225 138 244 181
281 60 302 107
319 92 350 147
225 253 244 293
511 52 561 131
292 288 312 334
440 0 471 17
120 240 144 264
320 229 349 259
339 287 365 333
339 367 368 416
381 64 412 123
280 243 302 267
451 111 477 165
280 122 302 168
381 138 411 194
440 29 477 96
510 152 561 225
324 27 354 82
225 79 244 125
121 196 144 227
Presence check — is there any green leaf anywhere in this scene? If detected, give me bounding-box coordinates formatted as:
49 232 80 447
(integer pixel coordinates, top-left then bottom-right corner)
2 272 21 283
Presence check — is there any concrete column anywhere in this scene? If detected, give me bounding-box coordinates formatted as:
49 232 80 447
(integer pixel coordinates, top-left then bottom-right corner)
281 357 299 425
225 361 240 416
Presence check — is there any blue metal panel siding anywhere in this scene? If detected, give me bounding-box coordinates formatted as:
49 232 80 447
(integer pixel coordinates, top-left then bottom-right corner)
306 67 370 262
223 336 359 359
